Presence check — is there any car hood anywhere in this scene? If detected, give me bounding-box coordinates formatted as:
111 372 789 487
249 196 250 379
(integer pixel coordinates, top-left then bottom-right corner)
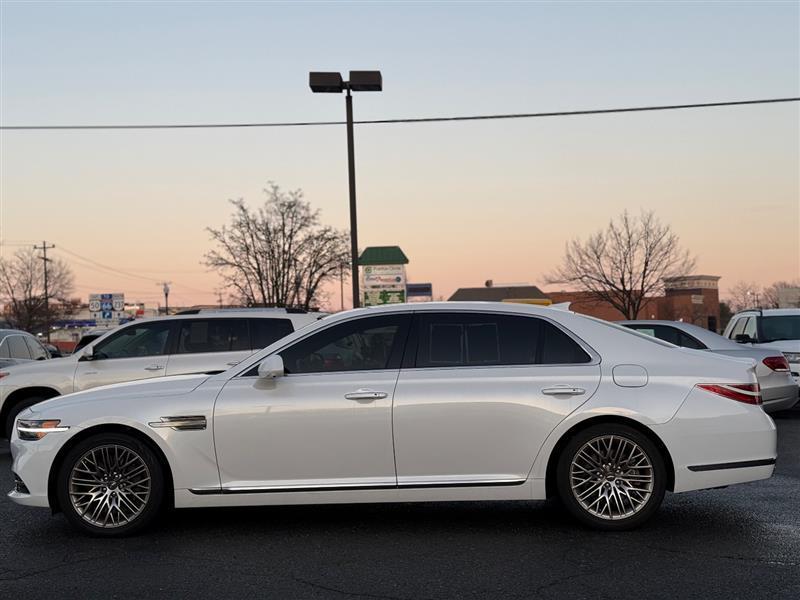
28 374 210 413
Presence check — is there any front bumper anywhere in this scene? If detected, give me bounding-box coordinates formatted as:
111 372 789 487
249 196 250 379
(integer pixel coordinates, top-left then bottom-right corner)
7 423 73 509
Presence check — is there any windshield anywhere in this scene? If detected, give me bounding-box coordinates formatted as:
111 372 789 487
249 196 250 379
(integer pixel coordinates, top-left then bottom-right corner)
760 315 800 342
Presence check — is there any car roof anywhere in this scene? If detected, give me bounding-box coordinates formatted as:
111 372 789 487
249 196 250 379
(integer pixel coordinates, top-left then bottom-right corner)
0 329 35 339
733 308 800 317
619 320 739 350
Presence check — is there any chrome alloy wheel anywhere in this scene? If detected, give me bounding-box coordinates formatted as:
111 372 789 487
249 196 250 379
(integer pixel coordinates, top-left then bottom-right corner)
569 435 654 520
68 444 151 528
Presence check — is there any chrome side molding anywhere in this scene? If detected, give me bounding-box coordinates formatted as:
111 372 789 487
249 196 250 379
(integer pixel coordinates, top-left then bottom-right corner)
148 416 207 431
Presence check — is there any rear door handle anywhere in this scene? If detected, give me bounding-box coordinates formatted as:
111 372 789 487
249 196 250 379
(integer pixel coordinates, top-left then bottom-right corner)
344 389 388 401
542 386 586 396
144 364 165 372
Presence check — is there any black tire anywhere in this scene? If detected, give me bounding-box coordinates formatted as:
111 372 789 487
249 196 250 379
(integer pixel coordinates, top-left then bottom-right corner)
556 423 666 531
4 396 47 439
56 432 164 537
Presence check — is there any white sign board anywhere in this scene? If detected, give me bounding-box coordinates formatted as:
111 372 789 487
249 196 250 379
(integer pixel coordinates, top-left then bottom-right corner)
361 265 406 306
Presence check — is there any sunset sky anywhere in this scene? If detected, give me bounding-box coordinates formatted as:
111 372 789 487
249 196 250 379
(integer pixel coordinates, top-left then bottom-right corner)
1 1 798 310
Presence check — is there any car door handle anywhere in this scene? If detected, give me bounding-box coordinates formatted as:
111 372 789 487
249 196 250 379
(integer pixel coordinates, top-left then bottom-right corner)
344 389 388 401
542 386 586 396
144 364 165 371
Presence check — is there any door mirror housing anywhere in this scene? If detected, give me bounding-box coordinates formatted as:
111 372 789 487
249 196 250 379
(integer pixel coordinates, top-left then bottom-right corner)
258 355 285 379
735 334 755 344
81 345 95 361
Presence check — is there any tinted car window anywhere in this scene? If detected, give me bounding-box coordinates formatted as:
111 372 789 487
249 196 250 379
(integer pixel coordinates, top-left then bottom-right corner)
626 324 707 350
760 315 800 342
24 336 50 360
176 319 249 354
729 318 746 339
94 322 172 359
678 332 706 350
0 340 10 358
250 318 294 350
279 314 410 374
7 336 32 359
416 313 590 368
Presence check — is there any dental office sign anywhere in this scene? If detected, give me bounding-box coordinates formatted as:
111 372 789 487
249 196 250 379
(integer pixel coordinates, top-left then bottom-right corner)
362 265 406 306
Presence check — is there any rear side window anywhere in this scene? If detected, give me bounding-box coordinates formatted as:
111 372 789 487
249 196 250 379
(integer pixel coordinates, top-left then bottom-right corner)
7 336 32 359
24 336 49 360
626 324 707 350
0 340 10 358
250 318 294 350
176 319 250 354
415 313 590 368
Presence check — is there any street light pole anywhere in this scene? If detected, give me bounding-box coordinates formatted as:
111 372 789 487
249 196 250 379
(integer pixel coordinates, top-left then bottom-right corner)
309 70 382 310
344 88 360 308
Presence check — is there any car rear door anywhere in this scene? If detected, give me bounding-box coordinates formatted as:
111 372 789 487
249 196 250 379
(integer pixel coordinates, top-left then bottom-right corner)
164 318 253 376
392 311 601 488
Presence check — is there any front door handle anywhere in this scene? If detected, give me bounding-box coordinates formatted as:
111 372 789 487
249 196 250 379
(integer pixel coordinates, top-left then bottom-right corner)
144 364 165 372
344 389 388 401
542 386 586 396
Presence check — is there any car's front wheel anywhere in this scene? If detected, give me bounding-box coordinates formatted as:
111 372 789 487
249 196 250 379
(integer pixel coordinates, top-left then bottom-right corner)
56 432 164 536
556 423 666 530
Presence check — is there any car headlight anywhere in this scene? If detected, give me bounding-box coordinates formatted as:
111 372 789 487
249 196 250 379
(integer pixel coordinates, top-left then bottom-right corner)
782 352 800 364
16 419 69 441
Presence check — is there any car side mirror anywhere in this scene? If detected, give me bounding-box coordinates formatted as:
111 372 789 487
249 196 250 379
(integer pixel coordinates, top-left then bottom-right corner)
734 334 754 344
258 355 285 379
81 345 95 361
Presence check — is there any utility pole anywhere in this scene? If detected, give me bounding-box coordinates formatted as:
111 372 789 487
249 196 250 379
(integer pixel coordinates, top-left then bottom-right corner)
215 288 224 309
157 282 171 316
339 262 345 312
33 241 55 342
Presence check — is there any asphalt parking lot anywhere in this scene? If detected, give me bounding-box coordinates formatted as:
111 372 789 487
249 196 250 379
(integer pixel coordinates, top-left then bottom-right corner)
1 409 798 599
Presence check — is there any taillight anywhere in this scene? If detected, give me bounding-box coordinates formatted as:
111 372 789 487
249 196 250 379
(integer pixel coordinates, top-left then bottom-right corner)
762 356 790 372
697 383 762 405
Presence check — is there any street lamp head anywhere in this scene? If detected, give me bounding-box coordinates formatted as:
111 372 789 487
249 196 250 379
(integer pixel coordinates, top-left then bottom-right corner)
309 72 344 93
348 70 382 92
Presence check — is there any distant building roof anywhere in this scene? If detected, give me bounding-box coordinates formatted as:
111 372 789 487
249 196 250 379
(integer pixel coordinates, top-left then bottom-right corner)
359 246 409 266
449 285 548 302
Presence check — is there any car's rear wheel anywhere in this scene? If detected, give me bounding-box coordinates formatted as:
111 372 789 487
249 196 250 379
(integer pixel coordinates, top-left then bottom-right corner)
556 423 666 530
57 433 164 536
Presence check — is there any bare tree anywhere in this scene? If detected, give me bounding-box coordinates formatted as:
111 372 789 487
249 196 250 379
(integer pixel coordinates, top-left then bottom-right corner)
205 183 350 310
762 280 800 308
546 210 696 319
0 248 75 333
726 281 762 312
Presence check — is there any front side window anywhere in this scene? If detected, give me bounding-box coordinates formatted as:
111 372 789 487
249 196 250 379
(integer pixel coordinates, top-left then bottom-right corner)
415 313 591 368
176 319 249 354
729 318 747 339
24 336 50 360
743 317 758 341
7 336 31 359
279 314 410 374
93 322 172 359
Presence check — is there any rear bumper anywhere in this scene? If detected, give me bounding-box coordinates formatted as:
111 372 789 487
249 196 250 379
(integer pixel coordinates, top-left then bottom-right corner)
653 386 777 493
761 382 799 413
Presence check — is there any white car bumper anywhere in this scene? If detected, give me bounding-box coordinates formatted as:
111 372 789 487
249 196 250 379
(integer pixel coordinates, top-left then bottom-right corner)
653 386 777 493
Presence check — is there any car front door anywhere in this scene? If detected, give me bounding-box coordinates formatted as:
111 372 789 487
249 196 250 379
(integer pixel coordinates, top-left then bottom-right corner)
212 313 411 491
392 311 601 487
73 321 174 391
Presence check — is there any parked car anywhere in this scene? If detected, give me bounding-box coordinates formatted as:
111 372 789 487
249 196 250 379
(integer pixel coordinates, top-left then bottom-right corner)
722 308 800 385
0 309 322 438
0 329 51 369
8 302 776 535
73 328 116 354
43 343 63 359
620 320 798 413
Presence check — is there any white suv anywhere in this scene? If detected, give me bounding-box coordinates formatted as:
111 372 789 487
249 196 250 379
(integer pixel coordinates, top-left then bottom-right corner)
723 308 800 385
0 309 322 437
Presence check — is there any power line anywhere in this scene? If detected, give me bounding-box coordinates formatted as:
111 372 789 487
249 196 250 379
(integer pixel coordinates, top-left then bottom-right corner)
1 97 797 131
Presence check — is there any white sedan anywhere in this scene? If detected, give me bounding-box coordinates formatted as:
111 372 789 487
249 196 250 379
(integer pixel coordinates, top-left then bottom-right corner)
8 303 776 536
